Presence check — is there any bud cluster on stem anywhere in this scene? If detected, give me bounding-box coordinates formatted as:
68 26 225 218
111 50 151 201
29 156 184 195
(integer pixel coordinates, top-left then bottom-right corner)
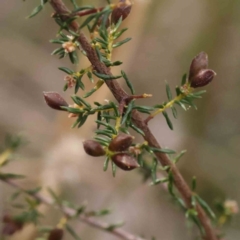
189 52 216 88
83 133 139 171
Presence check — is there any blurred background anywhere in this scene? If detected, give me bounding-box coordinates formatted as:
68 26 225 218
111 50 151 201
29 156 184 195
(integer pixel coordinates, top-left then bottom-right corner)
0 0 240 239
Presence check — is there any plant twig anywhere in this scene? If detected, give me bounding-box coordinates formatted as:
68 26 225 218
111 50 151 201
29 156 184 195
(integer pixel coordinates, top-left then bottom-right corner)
49 1 218 239
72 7 104 17
1 178 145 240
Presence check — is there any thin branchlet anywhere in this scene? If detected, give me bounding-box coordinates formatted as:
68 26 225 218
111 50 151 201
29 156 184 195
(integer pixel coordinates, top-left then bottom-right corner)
2 178 145 240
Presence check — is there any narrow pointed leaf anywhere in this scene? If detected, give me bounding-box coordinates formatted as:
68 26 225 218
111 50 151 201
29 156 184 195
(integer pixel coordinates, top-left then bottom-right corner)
0 173 25 180
93 71 121 80
173 150 187 163
121 100 134 125
192 176 197 191
162 111 173 130
195 195 216 220
103 157 109 171
171 106 177 118
66 224 81 240
150 147 176 154
121 70 135 94
58 67 74 75
165 81 172 101
112 161 116 177
181 73 187 85
80 14 98 29
113 38 131 48
27 5 43 18
69 51 79 64
130 124 145 136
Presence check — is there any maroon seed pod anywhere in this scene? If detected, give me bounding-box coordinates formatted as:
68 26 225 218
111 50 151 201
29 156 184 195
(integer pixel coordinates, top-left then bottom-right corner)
111 0 132 25
111 153 139 171
83 140 106 157
190 69 216 88
189 52 208 83
2 215 23 236
109 133 134 152
48 228 64 240
43 92 68 111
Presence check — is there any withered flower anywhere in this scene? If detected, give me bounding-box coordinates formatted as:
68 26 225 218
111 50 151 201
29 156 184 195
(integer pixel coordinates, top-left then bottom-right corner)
62 41 76 53
224 200 239 215
64 75 75 88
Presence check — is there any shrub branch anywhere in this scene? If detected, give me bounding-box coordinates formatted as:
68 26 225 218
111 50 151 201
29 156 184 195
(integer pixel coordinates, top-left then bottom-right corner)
48 1 218 239
2 178 145 240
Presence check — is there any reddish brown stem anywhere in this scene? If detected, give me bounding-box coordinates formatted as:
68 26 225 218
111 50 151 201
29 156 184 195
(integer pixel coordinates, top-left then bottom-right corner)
73 7 104 17
118 97 128 115
49 1 218 239
118 94 150 115
144 115 153 124
129 94 152 100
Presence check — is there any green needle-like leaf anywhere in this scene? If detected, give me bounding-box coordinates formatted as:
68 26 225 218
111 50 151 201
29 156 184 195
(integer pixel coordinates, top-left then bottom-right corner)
93 71 122 80
195 195 216 220
66 224 81 240
104 157 110 171
162 111 173 130
165 81 172 101
121 70 135 94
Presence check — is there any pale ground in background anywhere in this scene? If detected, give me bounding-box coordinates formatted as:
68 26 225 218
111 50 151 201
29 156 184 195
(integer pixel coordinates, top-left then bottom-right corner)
0 0 240 239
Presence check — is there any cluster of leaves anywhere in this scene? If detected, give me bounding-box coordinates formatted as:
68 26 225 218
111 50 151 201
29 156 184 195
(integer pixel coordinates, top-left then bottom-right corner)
39 187 125 240
0 134 26 179
138 148 218 238
8 188 42 225
51 32 79 64
150 76 207 130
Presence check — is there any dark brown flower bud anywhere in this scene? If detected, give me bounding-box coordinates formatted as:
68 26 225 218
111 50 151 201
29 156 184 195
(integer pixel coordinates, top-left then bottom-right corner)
43 92 68 111
48 228 64 240
109 133 134 152
2 214 23 236
111 0 132 24
190 69 216 88
83 140 106 157
189 52 208 82
111 153 139 171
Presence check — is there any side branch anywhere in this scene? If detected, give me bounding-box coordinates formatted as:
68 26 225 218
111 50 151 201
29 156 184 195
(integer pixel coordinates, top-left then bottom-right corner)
2 179 145 240
49 1 218 239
